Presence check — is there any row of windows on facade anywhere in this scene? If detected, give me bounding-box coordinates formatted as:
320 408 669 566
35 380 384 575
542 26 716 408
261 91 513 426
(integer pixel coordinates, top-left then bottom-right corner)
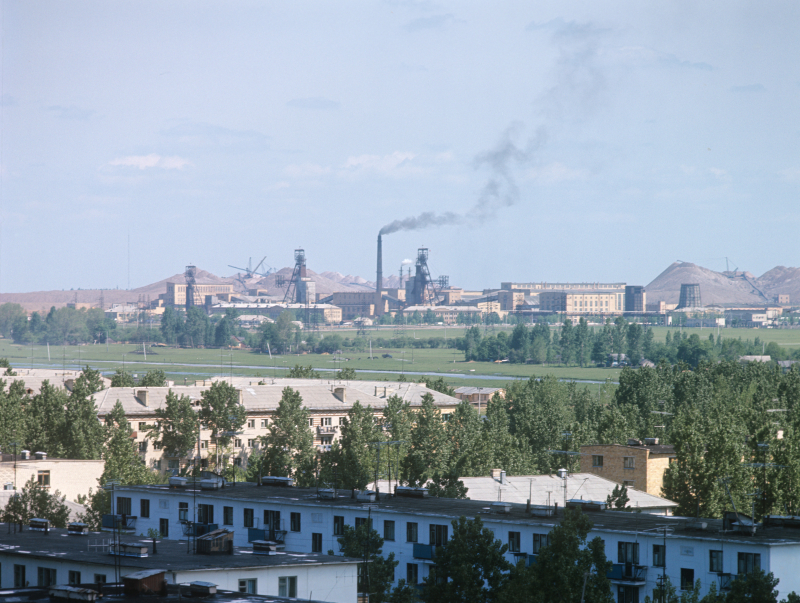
5 565 297 596
592 455 637 469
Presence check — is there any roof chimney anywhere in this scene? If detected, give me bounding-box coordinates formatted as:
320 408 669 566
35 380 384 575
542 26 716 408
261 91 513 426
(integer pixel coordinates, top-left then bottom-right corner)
491 468 502 480
334 387 346 403
137 390 149 406
375 234 383 316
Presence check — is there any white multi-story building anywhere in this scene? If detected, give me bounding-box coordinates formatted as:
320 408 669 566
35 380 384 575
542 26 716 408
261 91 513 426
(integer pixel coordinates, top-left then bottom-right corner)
0 525 358 603
113 481 800 602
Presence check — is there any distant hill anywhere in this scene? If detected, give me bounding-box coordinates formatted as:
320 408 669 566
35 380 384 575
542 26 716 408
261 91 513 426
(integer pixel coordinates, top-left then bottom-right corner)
646 262 800 306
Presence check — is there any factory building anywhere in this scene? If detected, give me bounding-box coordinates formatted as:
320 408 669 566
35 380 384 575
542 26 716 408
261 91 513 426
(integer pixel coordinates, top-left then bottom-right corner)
539 290 625 315
210 302 342 324
501 282 626 292
624 286 646 312
402 305 481 325
167 282 234 307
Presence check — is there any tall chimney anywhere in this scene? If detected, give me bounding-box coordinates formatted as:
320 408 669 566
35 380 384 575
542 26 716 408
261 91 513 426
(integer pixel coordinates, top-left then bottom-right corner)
376 234 383 316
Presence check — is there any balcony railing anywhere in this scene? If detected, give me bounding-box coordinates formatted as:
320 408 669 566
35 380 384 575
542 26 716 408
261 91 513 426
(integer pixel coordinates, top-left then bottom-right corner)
180 522 219 537
607 564 648 584
247 527 287 544
718 573 733 591
317 426 338 434
101 514 137 532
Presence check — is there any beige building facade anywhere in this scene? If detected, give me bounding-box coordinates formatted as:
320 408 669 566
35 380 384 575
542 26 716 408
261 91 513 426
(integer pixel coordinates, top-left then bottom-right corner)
92 379 461 474
579 440 676 497
539 290 625 315
0 456 104 502
166 282 234 306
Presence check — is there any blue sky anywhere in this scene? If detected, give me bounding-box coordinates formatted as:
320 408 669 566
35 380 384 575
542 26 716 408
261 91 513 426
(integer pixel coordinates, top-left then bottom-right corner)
1 1 798 292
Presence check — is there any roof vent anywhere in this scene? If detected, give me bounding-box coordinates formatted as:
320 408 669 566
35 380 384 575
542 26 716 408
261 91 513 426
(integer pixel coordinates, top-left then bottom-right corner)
49 586 101 602
68 522 89 535
491 502 511 514
196 528 234 554
318 488 337 500
189 582 218 596
566 499 606 512
252 540 278 555
356 490 376 502
200 477 223 490
20 450 30 460
30 518 50 531
644 438 659 446
111 542 149 557
261 476 294 487
627 438 643 446
529 505 555 517
169 476 188 488
35 451 47 460
556 468 568 479
395 486 429 498
333 387 346 403
684 519 708 531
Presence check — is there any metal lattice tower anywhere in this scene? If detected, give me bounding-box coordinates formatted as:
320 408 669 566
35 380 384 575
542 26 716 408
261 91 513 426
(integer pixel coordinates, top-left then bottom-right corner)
185 265 197 310
283 249 306 303
406 248 447 306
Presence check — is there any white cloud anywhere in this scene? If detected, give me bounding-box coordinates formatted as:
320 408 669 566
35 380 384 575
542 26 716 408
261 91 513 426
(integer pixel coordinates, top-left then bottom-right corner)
108 154 192 170
708 167 727 178
342 151 420 176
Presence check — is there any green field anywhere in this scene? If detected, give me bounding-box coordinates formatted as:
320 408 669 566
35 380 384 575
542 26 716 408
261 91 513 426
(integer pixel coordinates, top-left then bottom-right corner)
2 323 798 389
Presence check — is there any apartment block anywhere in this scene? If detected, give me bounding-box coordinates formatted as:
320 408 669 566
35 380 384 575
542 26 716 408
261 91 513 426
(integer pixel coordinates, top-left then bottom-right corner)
580 440 676 497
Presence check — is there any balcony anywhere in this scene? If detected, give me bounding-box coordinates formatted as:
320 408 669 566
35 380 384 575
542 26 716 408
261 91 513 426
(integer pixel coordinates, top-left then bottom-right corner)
247 527 287 544
180 522 219 537
101 514 137 532
413 543 437 561
718 573 733 592
317 426 338 434
607 564 648 585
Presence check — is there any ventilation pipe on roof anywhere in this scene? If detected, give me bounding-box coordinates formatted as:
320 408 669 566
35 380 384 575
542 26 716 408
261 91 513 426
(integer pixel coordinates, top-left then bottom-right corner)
137 390 149 406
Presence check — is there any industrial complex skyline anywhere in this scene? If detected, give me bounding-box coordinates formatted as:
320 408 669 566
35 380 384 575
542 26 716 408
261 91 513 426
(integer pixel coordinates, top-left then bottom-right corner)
2 2 798 293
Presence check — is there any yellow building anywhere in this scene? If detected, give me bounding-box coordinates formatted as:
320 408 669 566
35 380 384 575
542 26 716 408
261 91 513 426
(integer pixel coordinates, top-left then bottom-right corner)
579 440 676 497
539 290 625 315
166 282 234 306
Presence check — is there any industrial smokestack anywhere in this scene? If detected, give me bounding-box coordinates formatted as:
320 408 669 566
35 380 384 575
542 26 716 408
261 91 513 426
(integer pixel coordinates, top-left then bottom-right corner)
376 234 383 316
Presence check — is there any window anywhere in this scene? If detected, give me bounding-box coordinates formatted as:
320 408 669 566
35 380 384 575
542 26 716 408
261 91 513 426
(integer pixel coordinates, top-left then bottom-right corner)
278 577 297 598
312 533 323 553
623 480 635 488
355 517 372 530
265 510 281 533
508 531 521 553
332 516 345 536
200 440 208 449
69 571 81 585
261 419 268 428
624 457 635 469
37 470 50 487
233 458 242 467
117 497 132 515
384 520 395 541
238 579 256 594
14 565 26 588
179 502 189 522
140 499 150 518
320 435 333 445
168 460 179 470
244 508 254 528
322 417 332 426
198 504 214 524
653 544 665 568
680 568 694 591
407 563 419 585
339 417 346 425
533 533 551 554
618 542 639 564
710 550 723 573
37 567 56 587
592 455 603 468
159 518 169 538
247 439 256 448
309 418 314 426
618 585 639 603
247 419 255 429
139 422 148 430
94 574 107 584
738 552 760 575
235 438 242 448
407 522 418 543
290 512 301 532
224 506 234 526
138 441 148 452
153 459 162 470
430 524 448 546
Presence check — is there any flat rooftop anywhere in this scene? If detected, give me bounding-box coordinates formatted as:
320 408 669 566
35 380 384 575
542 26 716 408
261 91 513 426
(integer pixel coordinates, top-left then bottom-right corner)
0 527 357 571
117 483 800 545
0 584 332 603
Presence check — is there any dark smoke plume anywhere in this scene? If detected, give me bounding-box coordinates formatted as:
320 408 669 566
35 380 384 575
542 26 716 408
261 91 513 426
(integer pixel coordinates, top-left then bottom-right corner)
379 124 546 236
